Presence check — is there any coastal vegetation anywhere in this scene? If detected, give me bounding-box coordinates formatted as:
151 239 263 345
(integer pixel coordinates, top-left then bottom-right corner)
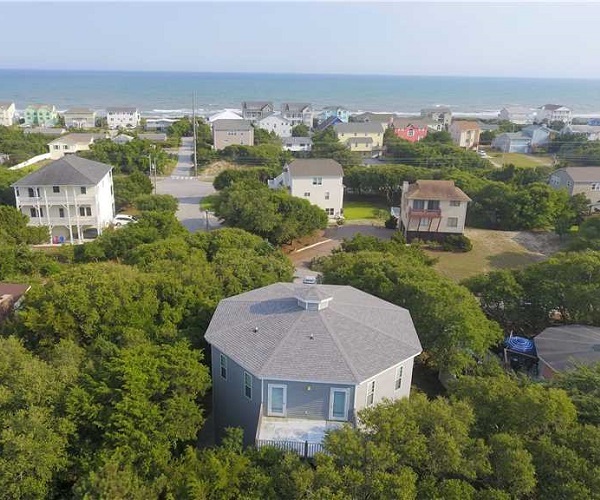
0 126 52 166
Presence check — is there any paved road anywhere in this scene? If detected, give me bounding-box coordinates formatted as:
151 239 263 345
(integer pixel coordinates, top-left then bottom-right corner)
156 137 220 232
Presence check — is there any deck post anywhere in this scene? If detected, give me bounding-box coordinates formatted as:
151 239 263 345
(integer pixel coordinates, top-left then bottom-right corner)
304 440 308 459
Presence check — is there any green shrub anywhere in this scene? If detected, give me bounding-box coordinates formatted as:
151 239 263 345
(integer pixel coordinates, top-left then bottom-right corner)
441 234 473 252
385 215 398 229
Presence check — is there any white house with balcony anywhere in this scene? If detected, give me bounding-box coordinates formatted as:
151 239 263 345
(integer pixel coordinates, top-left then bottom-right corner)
281 103 313 128
538 104 572 125
268 159 344 219
12 156 115 244
106 107 140 129
398 180 471 241
205 283 422 453
63 108 97 129
0 102 16 126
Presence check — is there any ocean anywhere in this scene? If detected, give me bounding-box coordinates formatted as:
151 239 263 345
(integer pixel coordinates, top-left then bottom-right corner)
1 69 600 119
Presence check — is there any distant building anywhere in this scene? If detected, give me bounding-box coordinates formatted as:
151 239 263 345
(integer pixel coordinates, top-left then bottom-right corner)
421 107 452 129
281 103 313 128
23 127 66 137
352 112 396 128
399 180 471 241
47 133 104 159
12 156 115 244
63 108 96 129
241 101 274 122
334 122 385 157
0 101 16 126
498 106 536 125
315 115 343 132
256 114 293 138
208 110 244 123
392 118 432 143
549 166 600 211
282 136 312 152
319 106 350 124
112 134 134 145
561 124 600 142
138 132 167 142
212 119 254 150
538 104 572 125
492 132 531 153
268 159 344 218
24 104 58 127
535 325 600 379
106 107 140 129
145 118 177 131
449 121 481 149
205 283 422 450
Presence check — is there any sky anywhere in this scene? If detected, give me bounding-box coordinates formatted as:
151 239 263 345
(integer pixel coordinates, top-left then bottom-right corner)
2 1 600 78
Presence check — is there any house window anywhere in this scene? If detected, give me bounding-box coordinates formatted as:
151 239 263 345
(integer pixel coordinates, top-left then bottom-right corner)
592 183 600 191
325 191 330 200
420 218 429 227
395 366 404 391
59 208 65 218
448 217 459 228
81 187 87 194
28 187 40 198
450 200 461 207
30 208 38 218
407 129 414 137
243 372 252 400
219 354 227 380
427 200 440 210
326 208 335 216
52 186 60 193
413 200 425 210
329 388 349 420
312 177 323 186
268 384 287 416
304 192 310 197
366 380 376 407
79 207 92 216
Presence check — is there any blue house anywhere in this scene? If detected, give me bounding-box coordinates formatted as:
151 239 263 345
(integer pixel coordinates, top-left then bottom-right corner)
492 132 531 153
319 106 349 124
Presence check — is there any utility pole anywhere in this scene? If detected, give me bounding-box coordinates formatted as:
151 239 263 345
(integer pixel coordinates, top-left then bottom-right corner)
192 92 198 177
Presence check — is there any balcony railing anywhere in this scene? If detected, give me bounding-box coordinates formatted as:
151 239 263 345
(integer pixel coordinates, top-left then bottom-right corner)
409 208 441 218
255 439 326 458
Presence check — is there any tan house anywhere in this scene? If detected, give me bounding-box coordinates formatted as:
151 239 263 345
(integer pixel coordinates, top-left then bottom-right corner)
212 119 254 150
47 133 103 159
549 166 600 211
334 122 385 157
399 180 471 241
450 121 481 149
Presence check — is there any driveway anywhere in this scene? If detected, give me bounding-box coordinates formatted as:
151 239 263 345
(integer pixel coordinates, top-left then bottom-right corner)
156 136 220 232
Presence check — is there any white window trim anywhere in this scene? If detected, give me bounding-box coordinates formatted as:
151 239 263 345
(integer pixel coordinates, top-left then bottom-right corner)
219 353 228 380
243 371 252 400
366 380 376 407
329 387 350 421
447 217 459 228
267 384 287 416
394 366 404 392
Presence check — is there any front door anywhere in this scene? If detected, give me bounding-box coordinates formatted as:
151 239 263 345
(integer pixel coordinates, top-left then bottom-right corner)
329 388 349 421
268 384 287 416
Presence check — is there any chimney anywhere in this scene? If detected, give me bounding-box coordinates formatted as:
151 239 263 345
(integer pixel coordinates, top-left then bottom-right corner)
402 181 409 194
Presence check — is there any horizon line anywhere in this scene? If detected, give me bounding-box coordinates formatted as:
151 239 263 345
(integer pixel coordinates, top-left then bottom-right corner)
1 67 600 82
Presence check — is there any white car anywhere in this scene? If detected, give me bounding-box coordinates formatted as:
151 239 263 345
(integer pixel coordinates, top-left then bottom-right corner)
302 276 318 285
112 214 137 227
477 150 488 158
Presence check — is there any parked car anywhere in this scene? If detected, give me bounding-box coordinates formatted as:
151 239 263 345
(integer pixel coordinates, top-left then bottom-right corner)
477 150 488 158
112 214 137 227
302 275 319 285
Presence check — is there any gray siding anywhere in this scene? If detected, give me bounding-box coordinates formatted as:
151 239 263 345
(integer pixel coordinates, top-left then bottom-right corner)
355 357 415 413
211 346 262 446
262 379 355 421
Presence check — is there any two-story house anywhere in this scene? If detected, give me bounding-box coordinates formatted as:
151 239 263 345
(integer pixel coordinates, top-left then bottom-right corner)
268 159 344 219
492 132 532 153
352 112 396 128
421 107 452 130
212 119 254 150
549 166 600 211
24 104 58 127
449 121 481 149
242 101 274 122
498 106 536 125
0 102 16 126
106 107 140 129
256 114 293 138
282 137 312 153
12 156 115 244
281 103 313 128
392 118 433 143
560 124 600 142
63 108 97 129
47 133 104 159
538 104 572 125
319 106 349 124
399 180 471 241
334 122 385 157
205 282 422 452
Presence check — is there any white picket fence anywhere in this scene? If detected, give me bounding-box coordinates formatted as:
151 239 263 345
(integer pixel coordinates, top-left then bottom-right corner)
9 152 51 170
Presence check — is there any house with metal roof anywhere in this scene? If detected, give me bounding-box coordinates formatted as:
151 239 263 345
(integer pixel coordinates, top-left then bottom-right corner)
399 180 471 241
212 119 254 150
12 156 115 244
205 283 422 453
549 166 600 211
268 159 344 219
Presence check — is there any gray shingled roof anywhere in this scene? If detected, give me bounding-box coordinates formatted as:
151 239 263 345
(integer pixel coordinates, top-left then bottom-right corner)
281 102 311 112
64 108 95 114
106 107 138 113
535 325 600 373
287 159 343 177
555 166 600 182
204 283 422 384
242 101 272 110
213 119 253 131
283 137 312 145
12 156 113 187
334 122 384 134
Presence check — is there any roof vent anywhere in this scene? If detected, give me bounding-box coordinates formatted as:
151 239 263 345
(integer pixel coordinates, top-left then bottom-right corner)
296 286 333 311
253 326 259 333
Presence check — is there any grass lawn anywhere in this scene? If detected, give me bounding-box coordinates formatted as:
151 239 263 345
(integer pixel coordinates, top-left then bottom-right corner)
344 198 389 221
487 152 553 168
426 228 554 283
